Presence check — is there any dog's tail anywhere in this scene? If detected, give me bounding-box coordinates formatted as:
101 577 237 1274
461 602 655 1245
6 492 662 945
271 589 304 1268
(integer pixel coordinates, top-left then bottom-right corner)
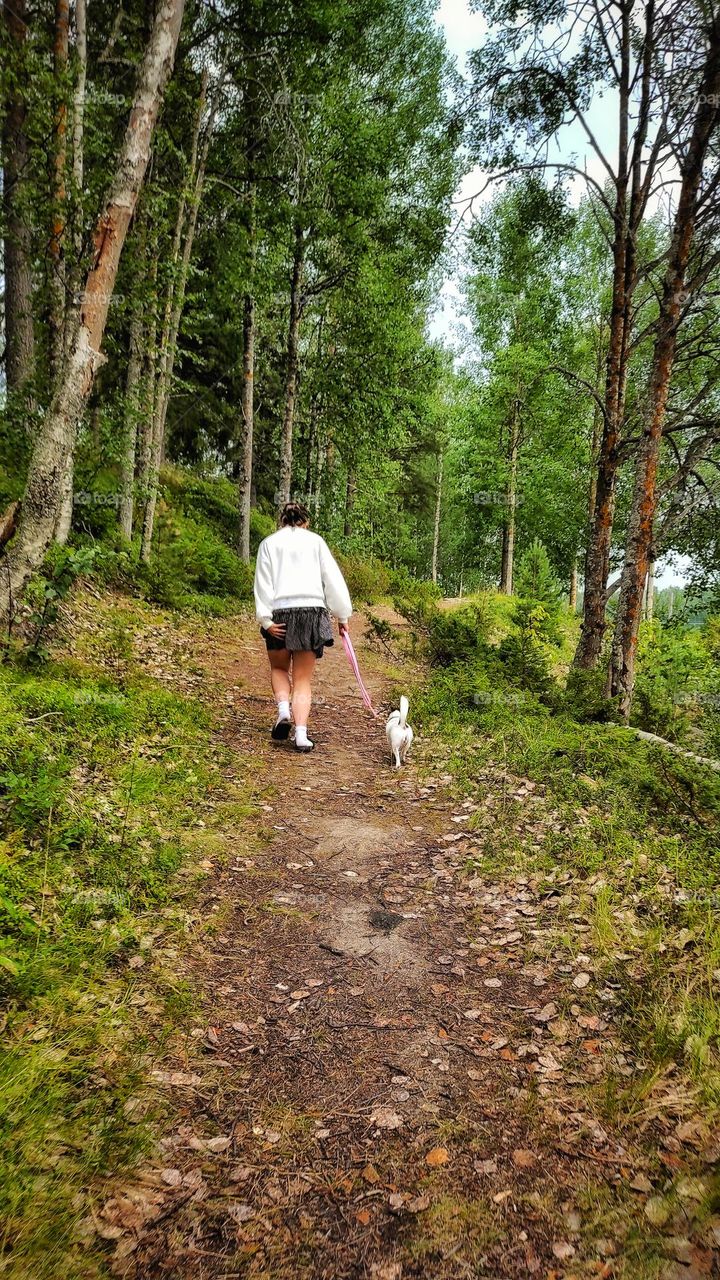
399 695 409 728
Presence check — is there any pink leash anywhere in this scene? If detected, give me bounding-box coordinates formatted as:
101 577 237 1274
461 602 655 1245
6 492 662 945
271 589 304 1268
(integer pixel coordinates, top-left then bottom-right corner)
341 629 379 718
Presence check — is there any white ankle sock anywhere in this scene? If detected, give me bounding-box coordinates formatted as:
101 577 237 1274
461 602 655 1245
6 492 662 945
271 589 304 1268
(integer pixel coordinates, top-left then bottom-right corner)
294 725 312 747
276 699 291 721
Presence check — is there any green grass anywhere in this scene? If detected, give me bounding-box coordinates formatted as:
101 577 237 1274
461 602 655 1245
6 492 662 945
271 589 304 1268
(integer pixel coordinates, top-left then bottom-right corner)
401 593 720 1119
406 1193 502 1265
0 608 235 1278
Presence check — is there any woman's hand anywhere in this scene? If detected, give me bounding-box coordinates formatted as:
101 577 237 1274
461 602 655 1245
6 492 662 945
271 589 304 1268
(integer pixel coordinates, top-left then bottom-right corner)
338 621 348 635
267 622 286 639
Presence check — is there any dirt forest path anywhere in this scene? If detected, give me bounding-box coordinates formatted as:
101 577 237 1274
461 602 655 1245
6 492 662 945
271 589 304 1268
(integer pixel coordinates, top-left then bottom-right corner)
112 611 705 1280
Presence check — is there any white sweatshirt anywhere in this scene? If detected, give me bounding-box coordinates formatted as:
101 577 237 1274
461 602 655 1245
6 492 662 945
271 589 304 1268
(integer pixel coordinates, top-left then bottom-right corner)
254 526 353 628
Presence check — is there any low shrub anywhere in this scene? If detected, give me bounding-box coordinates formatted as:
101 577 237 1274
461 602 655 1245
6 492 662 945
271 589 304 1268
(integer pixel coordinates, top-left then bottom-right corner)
250 507 276 551
337 553 394 604
394 591 492 667
632 621 715 743
140 512 253 608
563 666 615 722
496 599 558 701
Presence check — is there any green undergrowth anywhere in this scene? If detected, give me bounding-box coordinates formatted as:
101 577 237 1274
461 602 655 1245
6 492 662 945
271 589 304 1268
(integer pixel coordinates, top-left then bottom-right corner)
393 594 720 1117
0 603 242 1278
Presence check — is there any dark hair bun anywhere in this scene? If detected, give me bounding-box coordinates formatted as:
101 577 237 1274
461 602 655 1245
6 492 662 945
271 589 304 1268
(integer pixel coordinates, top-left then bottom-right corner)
280 501 310 527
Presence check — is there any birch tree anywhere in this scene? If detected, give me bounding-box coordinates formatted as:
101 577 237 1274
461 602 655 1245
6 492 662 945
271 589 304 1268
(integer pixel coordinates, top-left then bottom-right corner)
1 0 36 404
609 17 720 715
466 0 686 666
0 0 185 625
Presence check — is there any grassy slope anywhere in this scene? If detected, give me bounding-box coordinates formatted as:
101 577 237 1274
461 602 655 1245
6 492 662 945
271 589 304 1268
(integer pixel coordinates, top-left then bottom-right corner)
0 594 255 1279
403 593 720 1120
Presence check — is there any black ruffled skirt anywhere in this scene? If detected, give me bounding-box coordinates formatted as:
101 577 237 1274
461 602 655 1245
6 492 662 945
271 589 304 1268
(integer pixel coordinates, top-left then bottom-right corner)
260 606 334 659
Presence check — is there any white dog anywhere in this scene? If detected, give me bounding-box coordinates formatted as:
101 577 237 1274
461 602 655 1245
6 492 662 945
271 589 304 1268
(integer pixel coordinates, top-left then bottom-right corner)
386 696 413 768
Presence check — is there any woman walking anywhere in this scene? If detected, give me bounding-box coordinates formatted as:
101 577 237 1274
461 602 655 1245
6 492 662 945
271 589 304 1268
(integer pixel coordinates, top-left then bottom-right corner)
254 501 353 752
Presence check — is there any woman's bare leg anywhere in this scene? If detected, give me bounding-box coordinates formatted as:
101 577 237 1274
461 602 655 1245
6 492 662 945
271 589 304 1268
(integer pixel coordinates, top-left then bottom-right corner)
291 650 316 739
268 649 292 704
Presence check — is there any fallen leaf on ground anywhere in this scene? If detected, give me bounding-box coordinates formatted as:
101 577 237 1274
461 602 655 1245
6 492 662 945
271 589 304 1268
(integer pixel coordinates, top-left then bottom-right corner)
552 1241 576 1260
150 1070 201 1088
534 1003 557 1022
425 1147 449 1167
645 1195 671 1226
537 1053 562 1071
512 1149 536 1168
227 1203 254 1224
371 1108 404 1130
629 1173 653 1193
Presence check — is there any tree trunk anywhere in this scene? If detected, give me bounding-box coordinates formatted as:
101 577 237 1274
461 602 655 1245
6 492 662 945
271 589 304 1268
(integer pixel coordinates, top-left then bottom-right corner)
313 437 327 522
53 453 74 544
237 180 256 563
306 391 319 500
141 67 213 562
609 33 720 718
344 467 356 538
0 0 185 627
499 400 519 594
136 226 159 518
278 224 305 515
237 287 255 560
2 0 36 403
306 316 325 512
431 451 443 583
574 241 628 665
569 563 578 612
119 223 147 538
586 321 606 527
53 0 89 547
66 0 87 311
49 0 70 383
573 5 633 670
644 561 655 621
